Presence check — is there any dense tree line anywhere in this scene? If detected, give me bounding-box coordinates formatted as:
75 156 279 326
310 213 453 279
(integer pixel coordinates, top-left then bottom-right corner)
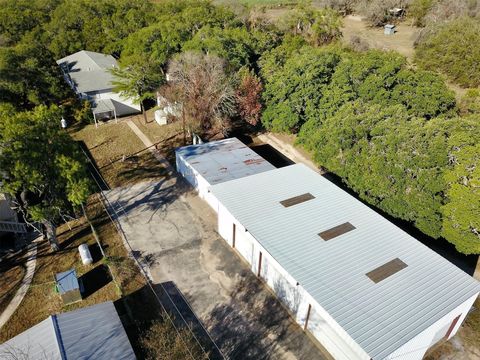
260 43 479 254
0 0 478 257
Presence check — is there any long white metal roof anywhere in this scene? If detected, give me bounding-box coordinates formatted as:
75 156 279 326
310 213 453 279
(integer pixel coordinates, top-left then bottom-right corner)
210 164 480 359
176 137 275 186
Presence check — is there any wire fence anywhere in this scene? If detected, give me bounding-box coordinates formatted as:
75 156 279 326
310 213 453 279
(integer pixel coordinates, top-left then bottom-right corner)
79 145 225 360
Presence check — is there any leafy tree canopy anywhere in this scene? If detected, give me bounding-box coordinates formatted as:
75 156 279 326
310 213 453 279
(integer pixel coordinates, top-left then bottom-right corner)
0 105 91 250
442 115 480 254
0 35 69 109
415 17 480 87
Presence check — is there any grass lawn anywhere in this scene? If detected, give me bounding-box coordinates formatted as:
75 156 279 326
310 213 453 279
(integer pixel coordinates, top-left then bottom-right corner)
70 119 168 189
0 249 27 316
0 196 146 343
130 114 185 164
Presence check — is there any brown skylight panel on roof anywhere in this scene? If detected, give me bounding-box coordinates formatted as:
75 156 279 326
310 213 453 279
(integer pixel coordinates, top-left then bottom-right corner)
318 222 356 241
280 193 315 207
366 258 408 283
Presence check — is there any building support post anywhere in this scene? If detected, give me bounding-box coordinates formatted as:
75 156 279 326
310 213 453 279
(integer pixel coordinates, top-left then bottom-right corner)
304 304 312 330
257 251 263 277
113 108 117 123
93 112 97 128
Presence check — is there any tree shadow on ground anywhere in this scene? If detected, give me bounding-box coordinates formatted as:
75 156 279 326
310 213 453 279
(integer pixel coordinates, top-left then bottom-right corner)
205 271 313 360
109 176 189 220
151 281 224 360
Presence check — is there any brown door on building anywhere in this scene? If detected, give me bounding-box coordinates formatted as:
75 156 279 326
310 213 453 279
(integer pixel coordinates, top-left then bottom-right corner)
445 314 462 339
257 252 262 276
232 223 236 248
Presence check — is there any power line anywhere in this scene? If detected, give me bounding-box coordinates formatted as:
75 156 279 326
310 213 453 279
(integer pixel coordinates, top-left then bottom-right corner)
79 148 224 360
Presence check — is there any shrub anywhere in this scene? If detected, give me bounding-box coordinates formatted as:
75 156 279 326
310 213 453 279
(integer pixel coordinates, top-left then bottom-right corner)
459 88 480 115
281 5 343 46
408 0 435 26
415 17 480 87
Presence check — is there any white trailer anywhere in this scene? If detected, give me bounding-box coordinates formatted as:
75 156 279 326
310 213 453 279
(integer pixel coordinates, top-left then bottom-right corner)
211 164 480 360
175 138 275 211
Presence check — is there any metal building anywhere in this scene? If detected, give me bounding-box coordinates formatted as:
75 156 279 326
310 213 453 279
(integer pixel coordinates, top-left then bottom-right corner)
0 301 136 359
175 138 275 210
210 164 480 360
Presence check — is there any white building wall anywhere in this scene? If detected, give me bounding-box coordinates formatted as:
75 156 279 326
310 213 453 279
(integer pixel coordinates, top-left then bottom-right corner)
175 154 220 212
0 194 17 222
385 291 479 360
216 204 371 360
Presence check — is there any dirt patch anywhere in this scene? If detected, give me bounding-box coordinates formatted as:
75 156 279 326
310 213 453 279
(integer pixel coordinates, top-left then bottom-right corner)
341 15 419 60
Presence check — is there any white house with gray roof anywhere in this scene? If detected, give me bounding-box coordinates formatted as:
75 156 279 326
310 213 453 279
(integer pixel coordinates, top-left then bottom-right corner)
0 301 135 359
207 163 480 360
57 50 140 126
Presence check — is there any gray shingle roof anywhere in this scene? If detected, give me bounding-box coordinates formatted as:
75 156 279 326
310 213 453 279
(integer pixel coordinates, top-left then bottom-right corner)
210 164 480 359
56 50 118 93
0 301 136 360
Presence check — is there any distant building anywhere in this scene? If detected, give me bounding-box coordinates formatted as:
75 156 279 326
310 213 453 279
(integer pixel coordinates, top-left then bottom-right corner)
0 301 136 360
0 193 26 235
177 152 480 360
56 50 141 126
384 24 396 35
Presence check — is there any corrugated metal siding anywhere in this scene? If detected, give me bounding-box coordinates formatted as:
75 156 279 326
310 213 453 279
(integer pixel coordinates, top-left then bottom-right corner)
0 318 62 359
0 302 135 360
56 301 135 360
211 164 480 359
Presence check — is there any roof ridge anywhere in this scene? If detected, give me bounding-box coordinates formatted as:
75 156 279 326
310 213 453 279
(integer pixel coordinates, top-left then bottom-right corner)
51 315 67 360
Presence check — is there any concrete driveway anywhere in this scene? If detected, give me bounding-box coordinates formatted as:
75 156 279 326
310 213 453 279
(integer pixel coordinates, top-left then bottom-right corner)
104 176 329 360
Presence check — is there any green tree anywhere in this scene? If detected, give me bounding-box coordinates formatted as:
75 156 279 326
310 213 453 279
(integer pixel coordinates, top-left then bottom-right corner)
111 56 165 124
0 0 59 45
442 116 480 254
415 17 480 87
0 105 91 250
258 34 307 81
281 5 342 46
45 0 154 58
0 35 68 109
303 101 450 238
183 26 276 70
262 48 342 132
409 0 436 26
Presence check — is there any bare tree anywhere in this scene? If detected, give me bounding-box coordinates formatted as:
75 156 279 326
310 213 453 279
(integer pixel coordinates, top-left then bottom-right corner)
141 319 209 360
163 52 236 141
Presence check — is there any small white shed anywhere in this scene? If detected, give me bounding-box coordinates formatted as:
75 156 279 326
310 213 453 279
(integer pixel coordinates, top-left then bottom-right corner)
210 164 480 360
175 138 275 211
